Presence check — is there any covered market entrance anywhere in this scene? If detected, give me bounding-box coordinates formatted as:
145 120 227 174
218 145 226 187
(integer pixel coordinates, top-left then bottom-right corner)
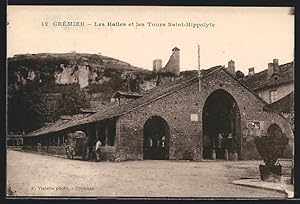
143 116 170 160
202 89 241 160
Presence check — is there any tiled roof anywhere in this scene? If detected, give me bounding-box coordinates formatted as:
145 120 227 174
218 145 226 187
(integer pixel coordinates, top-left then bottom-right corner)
27 115 88 137
111 91 143 99
28 65 271 137
80 103 120 113
240 62 294 91
265 91 294 114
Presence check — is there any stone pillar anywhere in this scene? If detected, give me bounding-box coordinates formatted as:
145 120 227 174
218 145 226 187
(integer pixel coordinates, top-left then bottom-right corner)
224 149 229 160
211 149 216 160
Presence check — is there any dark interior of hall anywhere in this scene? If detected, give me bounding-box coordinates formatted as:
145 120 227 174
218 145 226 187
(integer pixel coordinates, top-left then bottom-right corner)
143 116 169 160
202 89 241 160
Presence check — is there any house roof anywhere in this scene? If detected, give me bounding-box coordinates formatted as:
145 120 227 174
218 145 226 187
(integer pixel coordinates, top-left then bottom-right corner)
265 91 294 114
111 91 143 99
172 47 180 51
7 134 24 138
80 102 120 113
27 114 88 137
28 65 281 137
240 62 294 91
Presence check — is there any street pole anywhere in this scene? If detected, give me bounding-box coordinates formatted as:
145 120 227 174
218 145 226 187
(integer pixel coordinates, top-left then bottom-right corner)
198 44 201 92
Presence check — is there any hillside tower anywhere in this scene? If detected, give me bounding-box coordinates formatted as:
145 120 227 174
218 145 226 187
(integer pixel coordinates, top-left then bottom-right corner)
161 47 180 76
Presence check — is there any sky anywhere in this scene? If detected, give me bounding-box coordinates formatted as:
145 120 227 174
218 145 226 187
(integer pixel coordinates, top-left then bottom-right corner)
7 6 294 74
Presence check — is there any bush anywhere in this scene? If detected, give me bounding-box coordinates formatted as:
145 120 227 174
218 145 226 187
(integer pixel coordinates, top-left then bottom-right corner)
254 133 288 167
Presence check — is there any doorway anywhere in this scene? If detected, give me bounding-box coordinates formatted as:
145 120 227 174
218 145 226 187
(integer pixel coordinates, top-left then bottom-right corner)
143 116 169 160
202 89 241 160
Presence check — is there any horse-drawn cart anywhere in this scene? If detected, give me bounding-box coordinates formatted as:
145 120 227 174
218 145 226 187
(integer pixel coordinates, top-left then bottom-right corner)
66 131 88 160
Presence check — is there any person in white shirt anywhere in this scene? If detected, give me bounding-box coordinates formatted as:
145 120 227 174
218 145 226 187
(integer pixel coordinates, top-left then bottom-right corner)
95 139 102 161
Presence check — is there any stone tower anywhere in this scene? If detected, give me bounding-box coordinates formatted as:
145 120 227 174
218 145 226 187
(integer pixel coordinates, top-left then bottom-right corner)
153 59 162 73
161 47 180 76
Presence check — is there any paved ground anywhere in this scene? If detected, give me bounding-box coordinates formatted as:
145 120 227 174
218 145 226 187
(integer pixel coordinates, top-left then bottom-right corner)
233 179 293 198
7 150 287 198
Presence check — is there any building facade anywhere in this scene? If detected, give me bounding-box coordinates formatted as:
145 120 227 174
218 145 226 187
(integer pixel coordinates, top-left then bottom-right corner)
242 59 294 104
24 67 293 161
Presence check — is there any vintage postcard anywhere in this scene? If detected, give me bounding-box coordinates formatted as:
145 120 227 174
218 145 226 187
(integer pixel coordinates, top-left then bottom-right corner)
7 6 294 198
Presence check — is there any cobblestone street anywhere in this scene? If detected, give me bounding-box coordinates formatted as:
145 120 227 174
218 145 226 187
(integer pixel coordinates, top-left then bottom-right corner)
7 150 286 198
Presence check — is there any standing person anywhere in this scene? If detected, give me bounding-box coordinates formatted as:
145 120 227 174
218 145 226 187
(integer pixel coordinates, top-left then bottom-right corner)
63 139 70 159
95 138 102 162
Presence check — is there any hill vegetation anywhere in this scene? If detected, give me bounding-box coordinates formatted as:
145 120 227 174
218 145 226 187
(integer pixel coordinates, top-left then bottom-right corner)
7 52 155 133
7 52 200 134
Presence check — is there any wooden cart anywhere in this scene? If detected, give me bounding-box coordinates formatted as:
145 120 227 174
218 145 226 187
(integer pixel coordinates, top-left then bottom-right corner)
66 131 88 160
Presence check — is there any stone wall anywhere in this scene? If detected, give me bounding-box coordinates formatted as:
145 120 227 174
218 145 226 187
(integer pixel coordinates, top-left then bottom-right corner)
23 145 66 155
115 69 293 161
99 146 117 161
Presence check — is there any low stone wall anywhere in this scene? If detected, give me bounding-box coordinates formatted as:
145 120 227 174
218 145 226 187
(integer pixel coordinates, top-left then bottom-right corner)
23 145 38 151
23 145 117 160
99 146 117 161
23 145 66 155
44 146 66 155
7 146 23 150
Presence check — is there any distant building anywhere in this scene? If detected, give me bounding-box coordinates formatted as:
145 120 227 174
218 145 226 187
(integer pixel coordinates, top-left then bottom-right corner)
159 47 181 76
241 59 294 104
265 91 294 130
153 59 162 73
7 135 23 147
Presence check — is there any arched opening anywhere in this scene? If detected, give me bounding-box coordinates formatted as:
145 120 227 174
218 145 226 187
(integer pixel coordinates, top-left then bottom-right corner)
267 123 286 157
143 116 170 160
267 123 283 137
202 89 241 160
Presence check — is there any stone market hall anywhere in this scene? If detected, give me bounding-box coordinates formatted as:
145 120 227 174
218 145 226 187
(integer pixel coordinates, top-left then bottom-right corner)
24 66 293 161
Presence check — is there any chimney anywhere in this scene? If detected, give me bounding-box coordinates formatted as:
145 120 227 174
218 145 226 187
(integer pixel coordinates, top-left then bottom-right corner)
267 62 274 77
227 60 236 76
153 59 162 73
273 58 279 72
248 67 255 76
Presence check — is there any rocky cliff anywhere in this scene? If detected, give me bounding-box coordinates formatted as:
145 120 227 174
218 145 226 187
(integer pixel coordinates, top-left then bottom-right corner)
9 53 163 102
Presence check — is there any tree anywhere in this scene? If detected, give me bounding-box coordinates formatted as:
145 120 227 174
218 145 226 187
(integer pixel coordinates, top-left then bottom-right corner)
235 70 245 79
8 83 91 134
8 82 45 133
57 85 90 116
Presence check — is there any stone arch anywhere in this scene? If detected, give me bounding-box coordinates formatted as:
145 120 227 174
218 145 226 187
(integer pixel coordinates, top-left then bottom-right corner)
202 89 241 160
143 115 170 160
267 123 283 137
